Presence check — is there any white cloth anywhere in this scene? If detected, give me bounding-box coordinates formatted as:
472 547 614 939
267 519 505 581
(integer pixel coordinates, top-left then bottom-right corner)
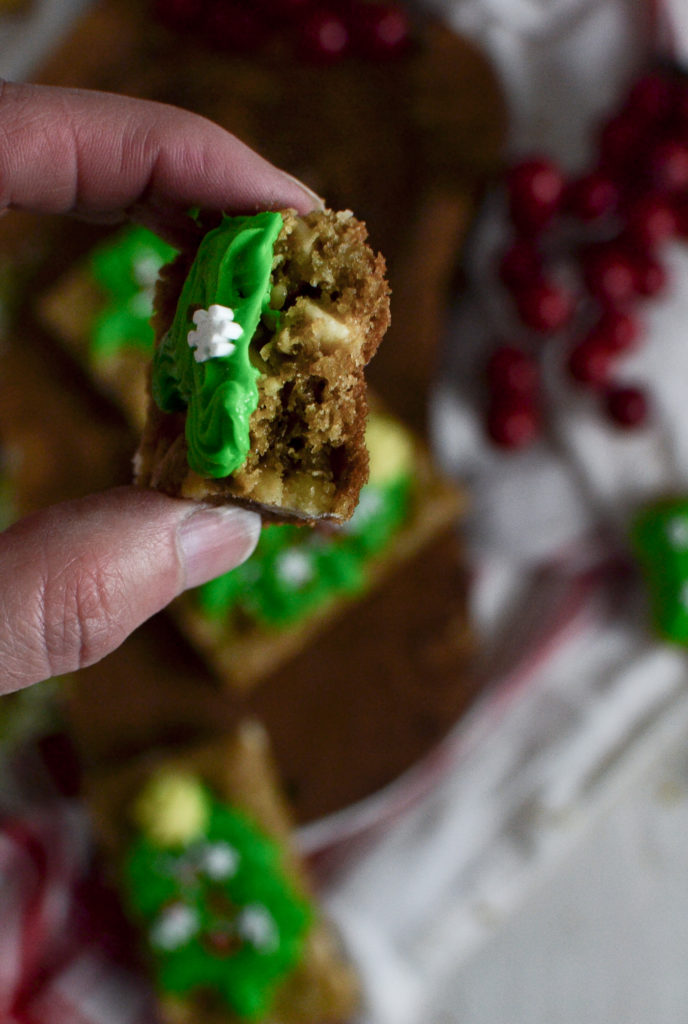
326 579 688 1023
320 1 688 1020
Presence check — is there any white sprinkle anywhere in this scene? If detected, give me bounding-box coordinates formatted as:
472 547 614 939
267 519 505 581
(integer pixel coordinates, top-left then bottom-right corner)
198 841 240 881
275 549 313 588
133 253 163 289
150 903 199 951
188 304 243 363
343 487 384 533
666 517 688 549
237 904 278 953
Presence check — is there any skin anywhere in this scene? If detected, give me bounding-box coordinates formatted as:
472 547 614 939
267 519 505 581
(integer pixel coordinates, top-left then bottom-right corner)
0 81 322 693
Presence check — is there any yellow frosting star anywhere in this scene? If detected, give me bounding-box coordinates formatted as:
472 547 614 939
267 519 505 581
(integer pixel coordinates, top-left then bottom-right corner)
131 769 210 848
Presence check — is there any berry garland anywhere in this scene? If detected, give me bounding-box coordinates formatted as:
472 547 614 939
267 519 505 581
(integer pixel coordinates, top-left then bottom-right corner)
151 0 412 63
484 63 688 450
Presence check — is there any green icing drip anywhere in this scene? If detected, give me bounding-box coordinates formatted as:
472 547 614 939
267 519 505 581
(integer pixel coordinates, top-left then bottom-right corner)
151 212 284 479
123 786 311 1021
196 472 413 628
631 498 688 644
89 226 177 358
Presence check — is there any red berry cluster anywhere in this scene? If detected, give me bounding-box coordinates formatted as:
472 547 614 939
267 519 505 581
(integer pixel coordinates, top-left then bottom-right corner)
152 0 411 62
485 64 688 450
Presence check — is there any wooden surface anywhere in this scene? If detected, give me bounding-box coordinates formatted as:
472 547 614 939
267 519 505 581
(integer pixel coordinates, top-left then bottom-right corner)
0 0 505 825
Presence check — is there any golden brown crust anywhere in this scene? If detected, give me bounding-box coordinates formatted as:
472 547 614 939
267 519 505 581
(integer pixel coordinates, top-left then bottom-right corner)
134 209 390 525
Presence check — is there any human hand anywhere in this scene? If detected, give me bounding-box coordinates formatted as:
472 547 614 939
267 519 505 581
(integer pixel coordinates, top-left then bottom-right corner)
0 81 321 693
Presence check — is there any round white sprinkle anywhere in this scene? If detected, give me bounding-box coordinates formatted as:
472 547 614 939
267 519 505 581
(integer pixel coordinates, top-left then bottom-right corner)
237 904 278 953
133 253 162 289
150 903 199 951
275 549 314 588
342 487 384 533
188 304 243 363
666 517 688 549
198 841 240 881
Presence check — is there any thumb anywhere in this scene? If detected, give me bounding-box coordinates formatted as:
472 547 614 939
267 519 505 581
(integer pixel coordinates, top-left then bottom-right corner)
0 487 260 693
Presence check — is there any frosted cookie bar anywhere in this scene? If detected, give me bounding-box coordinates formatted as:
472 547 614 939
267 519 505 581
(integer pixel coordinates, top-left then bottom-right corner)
134 208 390 524
86 721 359 1024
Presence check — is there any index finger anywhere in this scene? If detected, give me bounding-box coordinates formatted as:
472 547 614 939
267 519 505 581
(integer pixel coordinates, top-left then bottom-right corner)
0 81 321 242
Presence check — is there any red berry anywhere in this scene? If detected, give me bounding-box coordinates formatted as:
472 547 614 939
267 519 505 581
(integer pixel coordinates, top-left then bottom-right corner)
201 2 263 51
633 255 668 297
591 308 641 353
567 339 613 389
485 346 539 396
624 195 677 250
625 71 674 124
350 3 411 59
515 279 574 333
582 245 637 306
497 238 542 290
565 171 619 222
486 396 539 449
648 138 688 193
506 157 566 235
604 384 648 428
152 0 206 30
299 9 349 61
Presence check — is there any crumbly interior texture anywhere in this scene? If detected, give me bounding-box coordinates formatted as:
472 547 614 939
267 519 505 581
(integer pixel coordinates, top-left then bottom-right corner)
134 209 390 524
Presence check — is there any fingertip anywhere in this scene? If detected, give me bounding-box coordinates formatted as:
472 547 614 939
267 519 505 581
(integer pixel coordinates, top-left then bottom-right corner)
281 172 326 214
177 504 262 590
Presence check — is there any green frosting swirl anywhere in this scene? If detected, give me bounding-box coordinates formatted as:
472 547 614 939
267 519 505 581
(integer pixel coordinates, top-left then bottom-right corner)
151 212 284 478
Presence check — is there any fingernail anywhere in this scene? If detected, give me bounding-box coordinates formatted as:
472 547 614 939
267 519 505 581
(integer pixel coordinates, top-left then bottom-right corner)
284 172 326 212
178 505 261 589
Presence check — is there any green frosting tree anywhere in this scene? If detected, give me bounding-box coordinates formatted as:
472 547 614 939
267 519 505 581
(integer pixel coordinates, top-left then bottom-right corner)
123 775 311 1021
